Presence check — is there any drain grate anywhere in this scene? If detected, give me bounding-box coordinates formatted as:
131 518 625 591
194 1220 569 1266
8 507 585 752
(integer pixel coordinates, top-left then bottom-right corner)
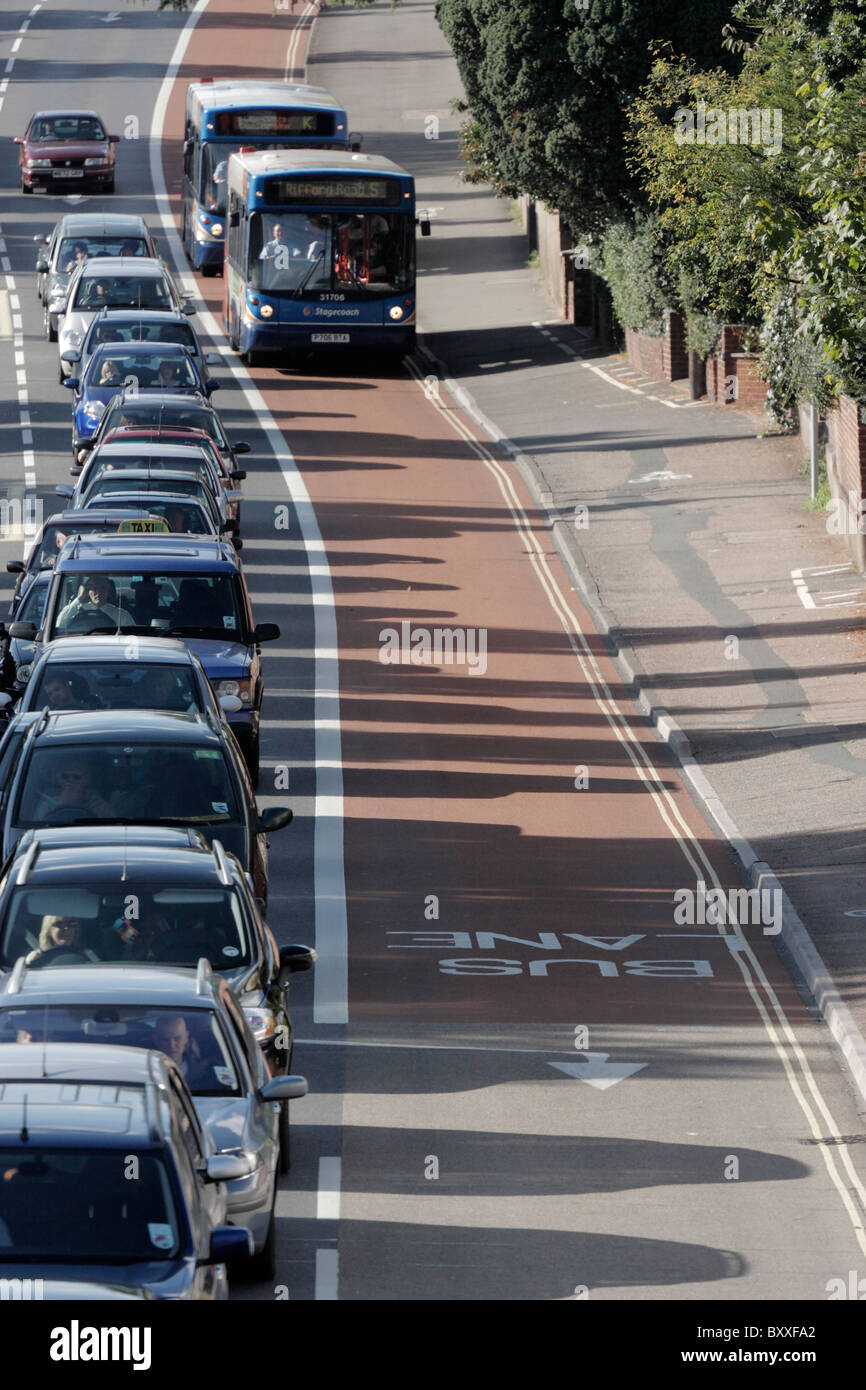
800 1134 866 1146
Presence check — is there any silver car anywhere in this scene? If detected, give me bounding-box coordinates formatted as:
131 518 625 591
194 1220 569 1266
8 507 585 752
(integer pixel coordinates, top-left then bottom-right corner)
55 257 193 382
0 959 307 1280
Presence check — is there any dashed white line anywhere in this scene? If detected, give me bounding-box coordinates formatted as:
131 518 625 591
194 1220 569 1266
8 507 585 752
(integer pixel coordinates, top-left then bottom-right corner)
316 1157 341 1221
314 1249 339 1300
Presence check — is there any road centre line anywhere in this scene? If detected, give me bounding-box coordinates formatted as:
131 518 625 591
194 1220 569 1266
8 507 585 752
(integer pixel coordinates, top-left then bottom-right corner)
407 353 866 1255
150 0 348 1027
316 1157 341 1221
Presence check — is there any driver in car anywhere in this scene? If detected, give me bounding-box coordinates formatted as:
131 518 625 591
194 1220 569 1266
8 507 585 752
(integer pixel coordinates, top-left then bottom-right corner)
56 574 133 631
33 760 113 824
25 915 84 965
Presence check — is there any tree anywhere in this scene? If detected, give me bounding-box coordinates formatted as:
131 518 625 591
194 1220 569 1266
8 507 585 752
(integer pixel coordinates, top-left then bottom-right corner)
437 0 740 228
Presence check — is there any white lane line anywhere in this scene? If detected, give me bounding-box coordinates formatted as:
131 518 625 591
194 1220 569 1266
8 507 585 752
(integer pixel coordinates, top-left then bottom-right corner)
4 59 15 74
792 568 817 609
150 0 348 1026
284 0 317 79
314 1248 339 1300
0 291 11 340
316 1157 341 1220
10 39 21 54
408 353 866 1257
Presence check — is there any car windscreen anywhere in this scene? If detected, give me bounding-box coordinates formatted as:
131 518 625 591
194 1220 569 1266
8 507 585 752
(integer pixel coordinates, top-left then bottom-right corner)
86 321 196 353
71 275 172 311
0 1146 180 1262
50 569 242 637
84 353 198 391
99 402 228 449
0 884 252 970
0 1006 242 1097
84 479 216 518
13 741 240 831
58 237 148 270
31 116 106 141
27 661 202 714
32 523 122 570
84 454 214 492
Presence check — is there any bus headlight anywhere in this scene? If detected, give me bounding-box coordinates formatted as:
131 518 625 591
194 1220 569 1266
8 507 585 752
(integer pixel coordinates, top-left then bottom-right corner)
389 305 404 321
210 223 223 237
259 304 274 318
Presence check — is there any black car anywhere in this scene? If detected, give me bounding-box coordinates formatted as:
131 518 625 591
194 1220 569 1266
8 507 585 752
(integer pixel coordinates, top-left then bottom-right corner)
74 390 251 469
0 710 291 903
5 507 168 617
0 1041 252 1299
0 826 313 1064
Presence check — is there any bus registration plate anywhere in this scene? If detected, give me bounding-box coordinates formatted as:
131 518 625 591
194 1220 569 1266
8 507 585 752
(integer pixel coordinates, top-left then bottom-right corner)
311 333 350 344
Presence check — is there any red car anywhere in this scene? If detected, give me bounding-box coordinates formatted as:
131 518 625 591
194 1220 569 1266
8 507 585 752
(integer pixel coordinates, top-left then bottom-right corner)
15 110 119 194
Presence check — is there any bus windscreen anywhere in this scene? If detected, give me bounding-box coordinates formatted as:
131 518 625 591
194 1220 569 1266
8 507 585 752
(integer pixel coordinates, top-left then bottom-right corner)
262 177 403 206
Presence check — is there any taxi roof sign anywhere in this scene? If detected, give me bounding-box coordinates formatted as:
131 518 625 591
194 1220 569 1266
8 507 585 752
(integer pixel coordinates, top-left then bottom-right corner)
117 518 169 534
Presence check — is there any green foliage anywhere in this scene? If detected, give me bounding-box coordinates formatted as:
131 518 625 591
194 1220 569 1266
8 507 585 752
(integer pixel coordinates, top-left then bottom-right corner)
599 219 672 336
436 0 739 229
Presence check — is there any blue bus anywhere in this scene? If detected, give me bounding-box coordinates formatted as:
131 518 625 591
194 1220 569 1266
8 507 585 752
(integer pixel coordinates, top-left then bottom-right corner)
182 80 356 275
224 149 429 364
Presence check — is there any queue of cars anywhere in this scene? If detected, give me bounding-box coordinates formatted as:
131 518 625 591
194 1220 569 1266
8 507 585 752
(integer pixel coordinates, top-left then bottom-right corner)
0 133 310 1296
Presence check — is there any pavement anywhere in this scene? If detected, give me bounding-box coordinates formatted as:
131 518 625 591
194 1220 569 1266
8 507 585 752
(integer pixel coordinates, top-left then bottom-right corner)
376 4 866 1094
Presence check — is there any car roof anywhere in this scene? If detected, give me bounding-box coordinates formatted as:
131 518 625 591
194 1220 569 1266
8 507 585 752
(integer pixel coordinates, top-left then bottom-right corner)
31 109 105 121
76 258 168 276
0 962 220 1011
53 534 237 570
95 442 209 457
20 709 223 745
39 509 163 526
88 309 187 323
88 342 190 358
34 635 197 664
104 392 214 409
55 215 151 236
6 827 237 884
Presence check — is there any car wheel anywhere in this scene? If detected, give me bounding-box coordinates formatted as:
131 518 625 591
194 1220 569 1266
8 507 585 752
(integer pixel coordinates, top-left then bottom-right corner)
104 178 115 194
279 1098 290 1174
21 179 32 195
58 360 69 385
44 306 57 343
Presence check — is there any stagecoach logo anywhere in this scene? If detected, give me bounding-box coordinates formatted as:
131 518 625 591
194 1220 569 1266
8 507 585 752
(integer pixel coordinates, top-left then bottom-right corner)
308 307 361 318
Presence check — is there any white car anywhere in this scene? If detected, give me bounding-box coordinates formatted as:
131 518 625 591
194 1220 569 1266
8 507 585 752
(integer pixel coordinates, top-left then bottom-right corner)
56 257 193 383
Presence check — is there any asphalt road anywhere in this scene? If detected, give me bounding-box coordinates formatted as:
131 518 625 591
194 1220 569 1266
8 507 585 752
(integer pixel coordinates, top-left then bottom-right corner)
0 0 865 1305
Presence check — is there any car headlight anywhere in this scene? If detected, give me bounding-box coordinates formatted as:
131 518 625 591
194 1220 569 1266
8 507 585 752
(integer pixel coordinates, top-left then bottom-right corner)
84 157 110 168
65 330 81 347
83 400 106 419
242 1007 276 1042
210 222 223 237
389 305 404 321
16 665 31 683
27 158 51 169
259 304 274 318
216 678 252 705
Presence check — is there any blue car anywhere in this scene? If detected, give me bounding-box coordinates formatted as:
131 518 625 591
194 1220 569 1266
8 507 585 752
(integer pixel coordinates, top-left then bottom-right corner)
61 341 220 451
10 533 279 784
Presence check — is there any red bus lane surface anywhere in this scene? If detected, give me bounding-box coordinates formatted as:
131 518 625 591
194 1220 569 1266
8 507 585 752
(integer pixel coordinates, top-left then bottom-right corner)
156 0 866 1301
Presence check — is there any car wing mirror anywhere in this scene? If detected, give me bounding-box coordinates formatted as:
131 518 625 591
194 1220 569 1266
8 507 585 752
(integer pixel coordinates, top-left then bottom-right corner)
256 806 292 834
252 622 279 644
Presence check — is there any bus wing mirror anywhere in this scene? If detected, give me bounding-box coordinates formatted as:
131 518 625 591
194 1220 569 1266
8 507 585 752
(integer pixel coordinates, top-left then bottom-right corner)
229 211 240 227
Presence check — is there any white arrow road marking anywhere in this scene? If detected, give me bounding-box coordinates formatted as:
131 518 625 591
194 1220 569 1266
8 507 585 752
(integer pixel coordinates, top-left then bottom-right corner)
101 11 120 21
628 469 693 484
549 1053 648 1090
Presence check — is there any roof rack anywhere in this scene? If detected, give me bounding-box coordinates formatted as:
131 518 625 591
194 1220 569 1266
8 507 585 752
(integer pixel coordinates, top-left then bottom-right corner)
195 957 213 995
6 957 28 995
211 839 231 886
15 839 41 886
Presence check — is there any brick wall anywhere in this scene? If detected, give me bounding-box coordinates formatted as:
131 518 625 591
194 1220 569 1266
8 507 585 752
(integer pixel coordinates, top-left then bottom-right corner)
625 311 687 381
704 326 769 408
825 395 866 570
